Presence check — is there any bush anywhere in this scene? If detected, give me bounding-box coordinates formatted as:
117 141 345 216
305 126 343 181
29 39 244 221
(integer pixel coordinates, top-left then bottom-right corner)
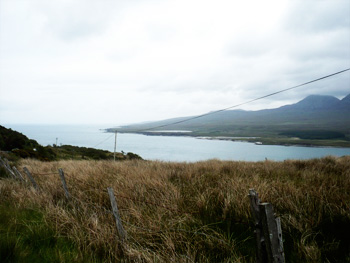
280 130 346 140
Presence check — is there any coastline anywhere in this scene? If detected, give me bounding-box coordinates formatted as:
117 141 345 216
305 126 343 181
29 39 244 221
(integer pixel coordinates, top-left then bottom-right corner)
114 131 350 148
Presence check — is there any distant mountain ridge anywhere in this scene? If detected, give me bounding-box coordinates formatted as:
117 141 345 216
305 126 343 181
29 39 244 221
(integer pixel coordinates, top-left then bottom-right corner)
337 93 350 109
114 94 350 143
279 94 350 111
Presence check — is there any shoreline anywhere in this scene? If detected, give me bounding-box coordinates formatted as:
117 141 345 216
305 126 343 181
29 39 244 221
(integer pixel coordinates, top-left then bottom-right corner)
114 131 350 148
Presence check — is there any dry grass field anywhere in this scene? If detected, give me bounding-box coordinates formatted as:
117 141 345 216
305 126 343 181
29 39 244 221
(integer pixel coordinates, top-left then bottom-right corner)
1 156 350 262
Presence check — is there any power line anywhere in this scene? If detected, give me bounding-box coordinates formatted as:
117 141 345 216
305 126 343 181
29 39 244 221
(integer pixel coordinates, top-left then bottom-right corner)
93 133 115 148
32 172 58 176
130 68 349 132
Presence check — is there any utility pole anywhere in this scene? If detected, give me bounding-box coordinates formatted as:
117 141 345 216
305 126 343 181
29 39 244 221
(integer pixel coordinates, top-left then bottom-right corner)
113 131 117 161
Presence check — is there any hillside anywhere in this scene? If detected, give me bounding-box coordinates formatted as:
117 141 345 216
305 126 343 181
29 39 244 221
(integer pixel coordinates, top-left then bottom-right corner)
112 94 350 147
0 125 142 161
0 125 56 161
1 157 349 262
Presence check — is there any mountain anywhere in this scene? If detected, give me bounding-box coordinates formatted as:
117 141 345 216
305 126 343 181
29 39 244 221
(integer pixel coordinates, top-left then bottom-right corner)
338 93 350 109
114 94 350 143
279 95 340 111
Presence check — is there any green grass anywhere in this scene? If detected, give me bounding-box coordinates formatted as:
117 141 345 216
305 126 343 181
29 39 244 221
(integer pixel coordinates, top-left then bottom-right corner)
1 157 350 262
0 203 92 263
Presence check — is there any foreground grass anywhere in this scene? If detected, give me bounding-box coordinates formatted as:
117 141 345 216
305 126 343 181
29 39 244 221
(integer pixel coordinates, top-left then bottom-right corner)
0 204 89 263
1 157 350 262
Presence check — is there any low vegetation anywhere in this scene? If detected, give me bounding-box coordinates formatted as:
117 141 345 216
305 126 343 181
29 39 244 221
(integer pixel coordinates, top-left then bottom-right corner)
115 94 350 147
279 130 346 140
0 125 55 161
48 145 142 161
0 125 142 161
1 156 349 262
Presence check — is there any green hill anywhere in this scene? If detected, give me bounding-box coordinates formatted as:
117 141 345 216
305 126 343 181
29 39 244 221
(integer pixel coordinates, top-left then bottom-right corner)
112 94 350 147
0 126 141 161
0 125 56 161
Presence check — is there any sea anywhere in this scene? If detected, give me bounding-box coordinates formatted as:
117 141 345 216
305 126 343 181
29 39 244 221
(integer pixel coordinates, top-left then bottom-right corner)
4 124 350 162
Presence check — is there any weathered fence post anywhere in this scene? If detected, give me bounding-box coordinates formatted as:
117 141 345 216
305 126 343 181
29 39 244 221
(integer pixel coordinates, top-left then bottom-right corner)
249 189 267 262
260 203 285 263
12 166 25 181
23 167 39 190
249 189 285 263
58 168 71 199
276 217 284 260
3 158 11 169
107 187 127 242
0 157 17 179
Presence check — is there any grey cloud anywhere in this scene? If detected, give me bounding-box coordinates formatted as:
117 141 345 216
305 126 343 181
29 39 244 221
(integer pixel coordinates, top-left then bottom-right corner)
284 0 350 34
224 33 275 58
1 0 349 125
289 32 350 62
38 1 120 41
146 24 178 42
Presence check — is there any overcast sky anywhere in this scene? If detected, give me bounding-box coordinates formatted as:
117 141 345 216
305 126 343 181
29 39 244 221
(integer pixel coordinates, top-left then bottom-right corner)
0 0 349 125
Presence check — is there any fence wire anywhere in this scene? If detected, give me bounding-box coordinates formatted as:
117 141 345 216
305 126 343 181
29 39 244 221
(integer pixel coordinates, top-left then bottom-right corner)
1 162 252 244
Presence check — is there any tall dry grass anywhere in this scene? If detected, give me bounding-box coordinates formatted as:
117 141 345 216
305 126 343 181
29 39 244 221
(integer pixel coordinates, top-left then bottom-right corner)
1 156 350 262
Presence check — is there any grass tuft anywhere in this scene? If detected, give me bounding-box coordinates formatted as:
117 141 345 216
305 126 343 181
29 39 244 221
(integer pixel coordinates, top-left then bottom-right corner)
0 156 349 262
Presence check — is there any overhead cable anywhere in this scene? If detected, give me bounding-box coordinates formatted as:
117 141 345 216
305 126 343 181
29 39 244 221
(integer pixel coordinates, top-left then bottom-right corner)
93 133 115 148
133 68 350 132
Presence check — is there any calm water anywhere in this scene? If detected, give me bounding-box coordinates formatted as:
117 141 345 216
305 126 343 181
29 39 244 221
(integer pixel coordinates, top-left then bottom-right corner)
4 124 350 162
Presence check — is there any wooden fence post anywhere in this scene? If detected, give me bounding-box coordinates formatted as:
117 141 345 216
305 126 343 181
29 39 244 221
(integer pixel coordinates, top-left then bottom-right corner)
249 189 285 263
259 203 285 263
23 167 39 190
12 166 25 181
107 187 126 242
0 157 17 179
275 217 284 260
249 189 267 262
58 168 71 199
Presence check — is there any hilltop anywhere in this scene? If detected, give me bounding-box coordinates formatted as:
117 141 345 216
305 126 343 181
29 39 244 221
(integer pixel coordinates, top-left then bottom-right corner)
1 157 350 262
0 125 142 161
112 94 350 147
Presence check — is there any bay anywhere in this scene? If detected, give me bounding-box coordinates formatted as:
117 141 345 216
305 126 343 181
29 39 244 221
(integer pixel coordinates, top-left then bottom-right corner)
4 124 350 162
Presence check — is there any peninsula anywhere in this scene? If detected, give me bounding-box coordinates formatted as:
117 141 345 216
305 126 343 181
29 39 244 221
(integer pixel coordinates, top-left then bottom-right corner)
109 94 350 147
